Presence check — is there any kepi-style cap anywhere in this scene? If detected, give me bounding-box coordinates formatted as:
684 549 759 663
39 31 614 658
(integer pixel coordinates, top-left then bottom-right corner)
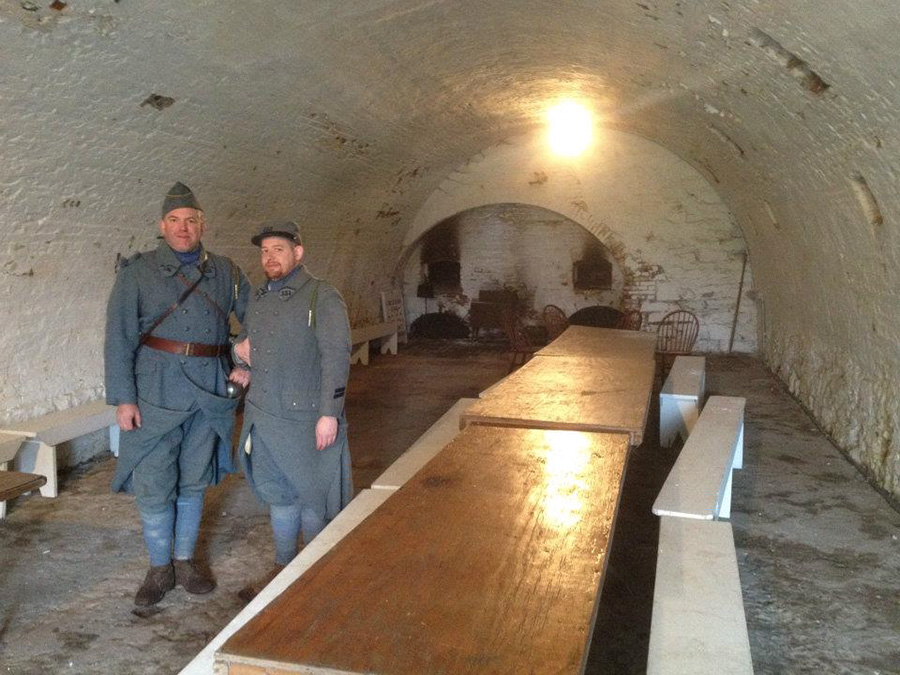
251 220 302 246
161 182 202 217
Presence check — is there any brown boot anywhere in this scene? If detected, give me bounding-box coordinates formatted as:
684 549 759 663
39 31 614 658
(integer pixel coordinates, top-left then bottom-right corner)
173 558 215 595
237 563 286 603
134 564 175 607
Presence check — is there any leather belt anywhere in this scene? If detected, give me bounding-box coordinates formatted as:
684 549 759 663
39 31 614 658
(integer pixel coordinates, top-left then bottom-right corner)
142 336 228 358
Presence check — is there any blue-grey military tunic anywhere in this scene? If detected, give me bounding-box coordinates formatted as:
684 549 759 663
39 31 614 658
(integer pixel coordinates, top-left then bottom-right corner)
104 241 250 501
237 265 353 520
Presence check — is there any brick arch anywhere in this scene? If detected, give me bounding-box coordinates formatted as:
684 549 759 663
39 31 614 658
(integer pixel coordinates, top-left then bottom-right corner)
394 200 627 283
398 130 756 354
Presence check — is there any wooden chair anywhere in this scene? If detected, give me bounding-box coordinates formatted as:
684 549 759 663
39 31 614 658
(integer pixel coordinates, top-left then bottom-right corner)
655 310 699 380
542 304 569 342
616 310 643 331
502 309 538 373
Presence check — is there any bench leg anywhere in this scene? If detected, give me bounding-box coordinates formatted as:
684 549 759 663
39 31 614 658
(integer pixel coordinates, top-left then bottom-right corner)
0 461 7 519
109 424 120 458
380 331 398 356
718 468 734 520
659 395 678 448
360 341 370 365
350 341 370 366
717 421 744 520
659 396 699 448
733 421 744 470
15 440 57 498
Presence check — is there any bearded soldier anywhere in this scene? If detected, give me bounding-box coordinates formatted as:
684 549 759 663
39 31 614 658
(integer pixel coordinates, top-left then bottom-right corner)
232 220 352 601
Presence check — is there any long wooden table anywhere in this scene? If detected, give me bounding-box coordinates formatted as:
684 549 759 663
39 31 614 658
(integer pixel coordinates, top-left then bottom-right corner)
463 327 657 445
535 325 657 360
217 425 631 675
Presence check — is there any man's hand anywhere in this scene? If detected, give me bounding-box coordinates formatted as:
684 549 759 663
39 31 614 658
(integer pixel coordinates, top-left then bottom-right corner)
229 367 251 388
117 403 141 431
315 416 338 451
233 338 251 366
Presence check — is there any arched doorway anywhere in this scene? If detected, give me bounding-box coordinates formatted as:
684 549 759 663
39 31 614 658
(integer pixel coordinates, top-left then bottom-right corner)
400 203 625 336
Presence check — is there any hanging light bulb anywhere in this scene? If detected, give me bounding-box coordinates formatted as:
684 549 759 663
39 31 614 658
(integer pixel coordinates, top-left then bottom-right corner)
547 100 593 157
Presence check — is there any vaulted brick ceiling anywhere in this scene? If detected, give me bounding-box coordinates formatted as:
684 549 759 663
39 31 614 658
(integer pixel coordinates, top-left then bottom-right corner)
1 1 898 497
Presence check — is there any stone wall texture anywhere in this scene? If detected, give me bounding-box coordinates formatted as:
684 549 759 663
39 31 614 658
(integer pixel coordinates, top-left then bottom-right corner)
1 0 898 498
400 132 757 352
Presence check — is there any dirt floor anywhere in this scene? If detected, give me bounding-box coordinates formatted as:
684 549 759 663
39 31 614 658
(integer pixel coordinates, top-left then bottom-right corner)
0 341 898 674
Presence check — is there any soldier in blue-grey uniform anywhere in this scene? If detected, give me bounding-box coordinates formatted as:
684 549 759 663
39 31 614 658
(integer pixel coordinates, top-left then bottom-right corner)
105 182 252 607
232 220 352 601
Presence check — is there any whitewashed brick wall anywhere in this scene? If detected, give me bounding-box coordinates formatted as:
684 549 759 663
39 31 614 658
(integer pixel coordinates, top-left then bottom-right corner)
402 131 758 353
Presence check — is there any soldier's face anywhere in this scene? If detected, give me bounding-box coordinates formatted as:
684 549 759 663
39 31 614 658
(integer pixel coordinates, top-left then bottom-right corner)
260 236 303 280
159 208 205 252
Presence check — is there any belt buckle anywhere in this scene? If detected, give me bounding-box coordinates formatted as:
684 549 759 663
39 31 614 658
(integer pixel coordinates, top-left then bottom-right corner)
183 342 194 357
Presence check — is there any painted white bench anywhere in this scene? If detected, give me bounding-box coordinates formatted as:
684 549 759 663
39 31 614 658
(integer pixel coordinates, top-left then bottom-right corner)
0 400 119 518
647 517 754 675
652 396 745 520
179 488 393 675
371 398 477 490
350 321 399 366
659 355 705 448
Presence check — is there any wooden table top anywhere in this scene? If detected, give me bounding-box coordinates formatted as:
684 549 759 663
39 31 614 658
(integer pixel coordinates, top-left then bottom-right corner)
535 325 657 360
218 425 631 675
0 471 46 501
461 351 656 445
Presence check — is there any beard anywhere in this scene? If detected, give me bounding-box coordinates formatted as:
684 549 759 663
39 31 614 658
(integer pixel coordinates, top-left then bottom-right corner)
264 261 295 281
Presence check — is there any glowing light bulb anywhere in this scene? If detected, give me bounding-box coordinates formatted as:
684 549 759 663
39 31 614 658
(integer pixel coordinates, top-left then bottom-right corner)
547 100 593 157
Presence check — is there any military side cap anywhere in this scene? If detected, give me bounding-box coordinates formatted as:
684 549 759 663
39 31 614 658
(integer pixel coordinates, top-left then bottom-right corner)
162 182 202 217
251 220 302 246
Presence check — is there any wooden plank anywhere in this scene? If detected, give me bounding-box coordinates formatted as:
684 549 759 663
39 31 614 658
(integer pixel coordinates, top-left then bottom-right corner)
462 353 656 445
647 517 753 675
653 396 745 520
218 426 631 675
181 489 392 675
0 432 27 464
371 398 477 490
0 400 116 446
536 325 656 360
0 471 47 501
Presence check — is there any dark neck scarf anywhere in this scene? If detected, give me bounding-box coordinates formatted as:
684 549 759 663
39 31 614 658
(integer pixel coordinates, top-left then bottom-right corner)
173 247 202 266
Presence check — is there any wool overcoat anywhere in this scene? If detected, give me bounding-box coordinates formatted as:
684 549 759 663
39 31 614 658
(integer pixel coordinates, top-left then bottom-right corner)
105 241 251 495
237 265 353 519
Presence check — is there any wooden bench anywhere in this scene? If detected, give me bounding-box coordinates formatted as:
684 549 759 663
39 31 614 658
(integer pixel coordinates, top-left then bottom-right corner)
371 398 477 490
0 470 47 501
659 355 706 448
179 488 393 675
653 396 745 521
647 517 754 674
0 431 47 508
0 400 119 518
216 425 631 675
350 321 398 366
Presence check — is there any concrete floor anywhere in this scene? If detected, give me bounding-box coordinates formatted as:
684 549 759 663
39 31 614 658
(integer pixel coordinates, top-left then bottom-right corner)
0 342 898 674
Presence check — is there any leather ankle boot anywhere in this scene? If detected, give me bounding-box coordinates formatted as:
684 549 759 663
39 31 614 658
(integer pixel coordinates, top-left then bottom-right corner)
135 564 175 607
173 558 215 594
237 563 286 603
